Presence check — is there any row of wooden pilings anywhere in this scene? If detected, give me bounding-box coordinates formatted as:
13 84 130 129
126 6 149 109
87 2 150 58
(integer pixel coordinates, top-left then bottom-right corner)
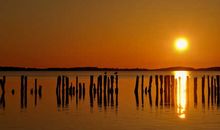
56 75 86 108
197 75 220 106
0 76 42 109
134 75 220 107
89 73 118 108
134 75 175 107
20 76 42 108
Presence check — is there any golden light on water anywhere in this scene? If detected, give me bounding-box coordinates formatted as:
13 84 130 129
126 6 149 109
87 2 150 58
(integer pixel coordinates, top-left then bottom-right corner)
175 71 188 119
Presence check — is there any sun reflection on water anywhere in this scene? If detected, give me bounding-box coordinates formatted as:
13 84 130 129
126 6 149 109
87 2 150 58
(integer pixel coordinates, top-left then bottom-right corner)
175 71 188 119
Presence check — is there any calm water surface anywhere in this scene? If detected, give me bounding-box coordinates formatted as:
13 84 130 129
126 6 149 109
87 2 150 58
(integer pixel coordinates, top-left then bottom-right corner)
1 71 220 130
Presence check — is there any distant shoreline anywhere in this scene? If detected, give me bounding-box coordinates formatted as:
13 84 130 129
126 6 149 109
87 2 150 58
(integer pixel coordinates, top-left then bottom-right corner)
1 66 220 71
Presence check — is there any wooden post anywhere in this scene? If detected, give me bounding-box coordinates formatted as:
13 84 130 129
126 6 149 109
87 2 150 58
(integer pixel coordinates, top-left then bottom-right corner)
148 76 153 93
0 76 6 93
65 77 69 105
207 76 210 106
89 75 94 96
141 75 144 107
61 76 65 107
171 75 175 106
134 76 139 94
202 76 205 105
211 76 214 105
110 75 114 93
217 75 220 105
76 76 78 94
160 75 163 94
104 73 107 94
34 79 37 106
115 74 119 94
167 76 170 106
194 77 198 107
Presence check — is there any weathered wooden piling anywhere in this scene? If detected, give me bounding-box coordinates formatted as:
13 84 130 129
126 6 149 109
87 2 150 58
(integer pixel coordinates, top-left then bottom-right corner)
61 76 65 107
171 75 175 106
194 77 198 106
167 75 171 105
110 75 114 93
20 76 27 108
38 85 42 99
76 76 78 94
115 74 119 94
141 75 144 107
0 92 5 109
104 73 107 93
0 76 6 93
164 76 168 106
211 76 214 104
217 75 220 105
208 76 210 106
148 76 153 92
65 77 69 105
89 75 94 95
56 76 61 107
0 76 6 108
202 76 205 105
134 76 139 94
107 77 110 93
160 75 163 94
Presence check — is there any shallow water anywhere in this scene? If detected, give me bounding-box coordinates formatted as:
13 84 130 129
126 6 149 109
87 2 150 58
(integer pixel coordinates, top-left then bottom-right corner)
0 71 220 130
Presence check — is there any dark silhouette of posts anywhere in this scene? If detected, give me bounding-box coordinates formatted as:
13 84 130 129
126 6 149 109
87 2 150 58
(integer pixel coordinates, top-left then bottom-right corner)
61 76 65 107
160 75 163 94
171 75 175 106
115 74 119 94
89 76 94 96
110 75 114 94
202 76 205 105
211 76 214 105
0 76 6 109
194 77 198 107
34 79 38 106
134 76 139 94
207 76 210 106
217 75 220 105
155 75 159 107
167 76 171 105
159 75 163 107
0 76 6 93
148 76 153 93
0 92 5 109
141 75 144 107
134 76 139 107
104 73 107 94
56 76 61 107
164 76 167 106
20 76 27 108
65 77 69 105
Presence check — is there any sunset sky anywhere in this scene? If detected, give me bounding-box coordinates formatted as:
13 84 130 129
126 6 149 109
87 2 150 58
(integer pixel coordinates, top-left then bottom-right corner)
1 0 220 69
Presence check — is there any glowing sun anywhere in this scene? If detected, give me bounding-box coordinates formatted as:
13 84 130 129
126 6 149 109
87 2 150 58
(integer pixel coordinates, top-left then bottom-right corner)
175 38 188 51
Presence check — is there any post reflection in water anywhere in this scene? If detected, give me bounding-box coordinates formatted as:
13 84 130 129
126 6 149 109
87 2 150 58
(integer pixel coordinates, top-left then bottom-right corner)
175 71 188 119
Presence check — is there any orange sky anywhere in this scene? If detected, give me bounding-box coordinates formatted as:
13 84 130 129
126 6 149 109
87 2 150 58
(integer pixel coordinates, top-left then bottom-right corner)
1 0 220 69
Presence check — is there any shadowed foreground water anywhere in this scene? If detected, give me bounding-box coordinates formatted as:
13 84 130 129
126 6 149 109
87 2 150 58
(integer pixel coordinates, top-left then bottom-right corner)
1 71 220 130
